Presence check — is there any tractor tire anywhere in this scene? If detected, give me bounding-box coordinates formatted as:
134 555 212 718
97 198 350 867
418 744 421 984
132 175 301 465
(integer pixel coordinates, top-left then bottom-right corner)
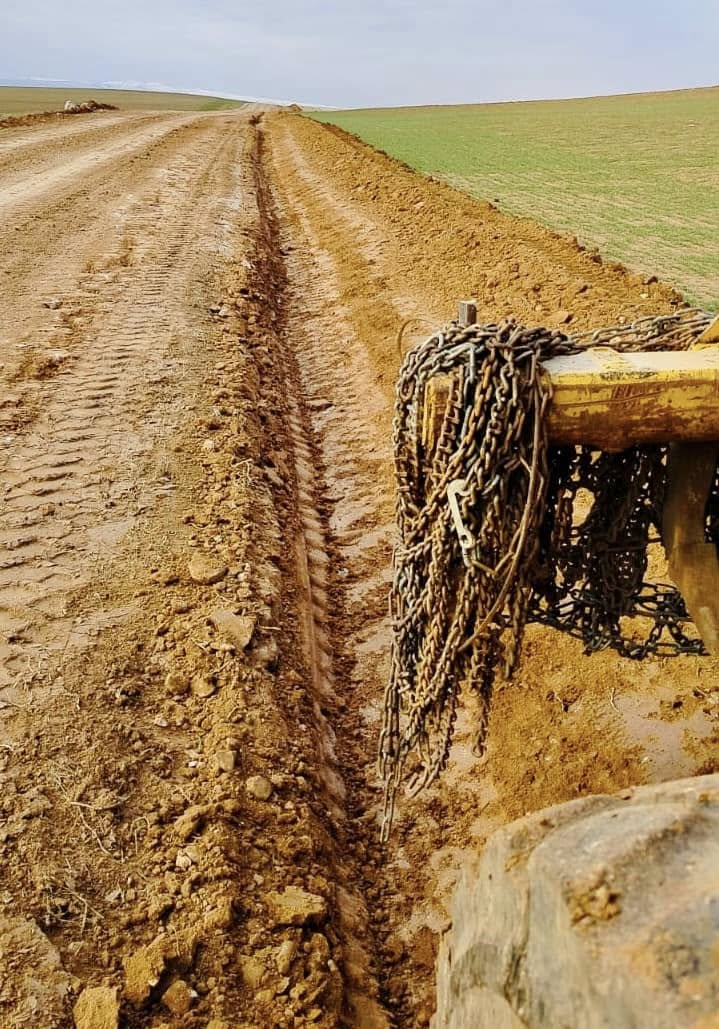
433 774 719 1028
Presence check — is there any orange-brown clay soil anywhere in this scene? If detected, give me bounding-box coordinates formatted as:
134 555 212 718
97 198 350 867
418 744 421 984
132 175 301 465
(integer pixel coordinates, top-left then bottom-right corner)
0 108 716 1028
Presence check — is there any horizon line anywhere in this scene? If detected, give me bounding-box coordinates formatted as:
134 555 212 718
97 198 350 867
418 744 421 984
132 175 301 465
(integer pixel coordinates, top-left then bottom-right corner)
2 76 716 112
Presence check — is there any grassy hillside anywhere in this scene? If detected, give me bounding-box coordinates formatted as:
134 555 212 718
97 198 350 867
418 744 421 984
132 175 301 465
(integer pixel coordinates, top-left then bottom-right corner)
310 88 719 309
0 86 245 116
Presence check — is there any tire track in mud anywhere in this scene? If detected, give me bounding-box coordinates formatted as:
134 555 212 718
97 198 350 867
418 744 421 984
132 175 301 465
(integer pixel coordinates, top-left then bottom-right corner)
267 122 493 1026
0 113 194 223
288 399 338 721
251 122 389 1027
0 111 167 177
0 110 130 155
0 117 249 689
278 244 438 1025
286 397 388 1026
0 115 227 396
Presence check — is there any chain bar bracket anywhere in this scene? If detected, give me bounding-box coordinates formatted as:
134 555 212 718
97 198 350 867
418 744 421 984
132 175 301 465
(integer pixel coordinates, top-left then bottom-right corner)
381 306 717 836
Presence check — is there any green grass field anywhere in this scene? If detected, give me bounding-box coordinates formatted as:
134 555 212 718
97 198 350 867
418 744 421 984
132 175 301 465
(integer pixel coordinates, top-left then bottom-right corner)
310 88 719 309
0 85 245 117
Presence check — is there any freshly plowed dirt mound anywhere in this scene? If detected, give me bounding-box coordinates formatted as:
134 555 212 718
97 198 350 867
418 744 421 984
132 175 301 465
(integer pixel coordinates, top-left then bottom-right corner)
265 112 718 1023
0 101 118 131
0 108 715 1027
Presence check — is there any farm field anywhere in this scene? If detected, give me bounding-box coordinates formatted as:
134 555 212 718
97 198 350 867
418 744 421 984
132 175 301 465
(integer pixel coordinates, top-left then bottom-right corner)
0 84 245 116
311 87 719 309
0 106 716 1027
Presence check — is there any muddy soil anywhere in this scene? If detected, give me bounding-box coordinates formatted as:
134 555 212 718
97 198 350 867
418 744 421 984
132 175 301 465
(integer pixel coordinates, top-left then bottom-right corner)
0 108 716 1028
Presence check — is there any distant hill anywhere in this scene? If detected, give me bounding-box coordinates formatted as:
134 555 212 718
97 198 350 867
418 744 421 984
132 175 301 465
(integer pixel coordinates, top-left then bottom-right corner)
0 84 246 116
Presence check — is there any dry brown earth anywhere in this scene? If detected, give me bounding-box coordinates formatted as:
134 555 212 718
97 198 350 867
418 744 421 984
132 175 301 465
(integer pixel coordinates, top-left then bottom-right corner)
0 108 716 1027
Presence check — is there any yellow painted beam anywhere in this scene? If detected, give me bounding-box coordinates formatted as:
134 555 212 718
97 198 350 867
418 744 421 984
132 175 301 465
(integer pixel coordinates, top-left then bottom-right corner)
541 346 719 450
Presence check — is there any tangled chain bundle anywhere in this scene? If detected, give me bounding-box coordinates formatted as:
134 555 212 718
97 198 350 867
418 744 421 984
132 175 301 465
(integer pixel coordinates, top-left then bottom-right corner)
380 309 714 837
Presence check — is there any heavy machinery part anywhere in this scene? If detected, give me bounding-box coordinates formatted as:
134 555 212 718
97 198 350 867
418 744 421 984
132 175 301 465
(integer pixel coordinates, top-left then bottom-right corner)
696 314 719 345
663 442 719 654
423 321 719 452
381 309 716 834
420 310 719 651
433 774 719 1029
541 345 719 449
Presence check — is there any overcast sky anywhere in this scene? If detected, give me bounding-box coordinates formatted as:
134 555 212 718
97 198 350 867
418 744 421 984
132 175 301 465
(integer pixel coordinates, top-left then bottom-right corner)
2 0 717 107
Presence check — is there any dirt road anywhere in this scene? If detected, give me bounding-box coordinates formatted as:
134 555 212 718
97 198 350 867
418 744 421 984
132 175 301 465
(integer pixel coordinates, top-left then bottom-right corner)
0 109 716 1027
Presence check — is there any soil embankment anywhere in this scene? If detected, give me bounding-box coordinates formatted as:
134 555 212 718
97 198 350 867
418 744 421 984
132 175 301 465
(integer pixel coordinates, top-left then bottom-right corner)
265 111 718 1023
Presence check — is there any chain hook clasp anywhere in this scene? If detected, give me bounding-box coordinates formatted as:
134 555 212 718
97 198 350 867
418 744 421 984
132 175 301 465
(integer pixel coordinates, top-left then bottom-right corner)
447 478 474 563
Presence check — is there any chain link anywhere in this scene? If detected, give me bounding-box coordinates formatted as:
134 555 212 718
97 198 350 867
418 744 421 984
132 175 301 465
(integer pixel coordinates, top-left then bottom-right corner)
380 308 715 839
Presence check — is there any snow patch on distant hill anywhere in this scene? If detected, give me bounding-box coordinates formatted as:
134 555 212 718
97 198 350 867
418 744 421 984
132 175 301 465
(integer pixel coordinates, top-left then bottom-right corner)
1 77 333 109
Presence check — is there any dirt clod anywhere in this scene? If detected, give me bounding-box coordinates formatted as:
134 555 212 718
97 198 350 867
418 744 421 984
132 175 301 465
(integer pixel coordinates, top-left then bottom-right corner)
123 939 167 1006
164 670 190 696
73 986 120 1029
0 917 72 1026
211 748 238 774
265 886 328 927
162 979 195 1015
275 937 300 974
245 774 274 800
191 674 217 698
210 609 256 649
188 553 229 585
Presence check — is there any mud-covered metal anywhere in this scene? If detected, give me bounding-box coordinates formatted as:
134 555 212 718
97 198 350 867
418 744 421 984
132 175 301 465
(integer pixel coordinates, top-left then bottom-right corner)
380 308 715 838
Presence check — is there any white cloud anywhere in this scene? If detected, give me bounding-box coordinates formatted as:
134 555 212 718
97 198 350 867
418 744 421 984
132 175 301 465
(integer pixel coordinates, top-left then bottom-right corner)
1 0 717 107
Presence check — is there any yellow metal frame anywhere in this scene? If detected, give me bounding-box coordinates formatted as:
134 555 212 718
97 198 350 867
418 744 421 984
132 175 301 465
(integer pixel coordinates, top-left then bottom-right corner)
421 314 719 653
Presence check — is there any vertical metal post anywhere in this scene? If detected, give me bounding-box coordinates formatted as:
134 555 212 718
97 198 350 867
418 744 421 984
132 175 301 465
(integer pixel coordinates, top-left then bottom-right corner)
458 300 478 327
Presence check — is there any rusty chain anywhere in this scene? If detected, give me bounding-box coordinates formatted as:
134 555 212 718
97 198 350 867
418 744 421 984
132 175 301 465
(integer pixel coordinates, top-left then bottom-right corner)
380 308 715 839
